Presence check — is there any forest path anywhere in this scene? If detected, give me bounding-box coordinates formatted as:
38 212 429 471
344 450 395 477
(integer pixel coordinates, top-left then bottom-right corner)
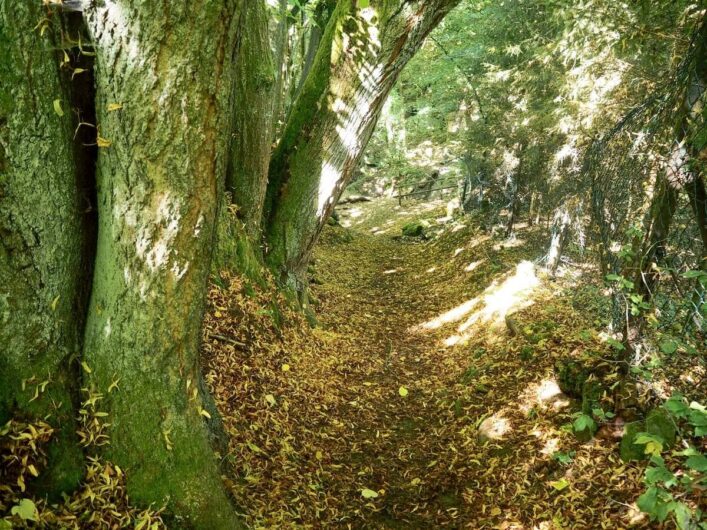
205 199 647 528
308 199 644 528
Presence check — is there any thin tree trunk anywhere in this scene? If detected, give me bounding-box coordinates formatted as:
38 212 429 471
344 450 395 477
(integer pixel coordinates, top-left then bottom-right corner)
83 3 243 527
678 19 707 264
0 1 86 497
226 0 275 240
265 0 461 289
292 1 336 103
546 205 571 276
623 173 679 357
271 0 290 136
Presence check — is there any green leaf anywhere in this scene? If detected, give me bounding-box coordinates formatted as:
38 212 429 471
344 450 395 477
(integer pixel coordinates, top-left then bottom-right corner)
358 0 370 7
10 499 38 521
361 488 378 499
605 273 622 281
635 433 664 457
53 99 64 117
659 340 678 355
673 501 693 530
606 337 625 351
685 454 707 472
573 413 596 433
665 395 689 418
645 465 676 487
637 486 658 516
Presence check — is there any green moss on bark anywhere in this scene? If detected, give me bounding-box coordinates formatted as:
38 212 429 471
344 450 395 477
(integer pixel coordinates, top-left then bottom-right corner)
0 1 85 497
83 2 244 527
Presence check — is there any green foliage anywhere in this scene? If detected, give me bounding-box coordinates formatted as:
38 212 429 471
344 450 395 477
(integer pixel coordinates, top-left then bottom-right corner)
635 395 707 528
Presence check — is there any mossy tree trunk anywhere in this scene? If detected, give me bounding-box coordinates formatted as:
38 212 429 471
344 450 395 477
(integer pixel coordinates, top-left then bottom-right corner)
226 0 275 242
0 1 86 497
264 0 461 290
82 2 243 527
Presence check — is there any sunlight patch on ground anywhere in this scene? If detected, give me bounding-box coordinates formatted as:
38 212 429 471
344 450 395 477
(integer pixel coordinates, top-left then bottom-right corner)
443 261 541 345
477 413 511 441
518 379 569 414
468 234 491 249
493 237 525 251
417 298 481 330
464 260 484 272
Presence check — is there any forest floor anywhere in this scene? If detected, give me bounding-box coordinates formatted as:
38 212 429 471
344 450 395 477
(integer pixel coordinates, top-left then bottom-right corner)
202 198 703 529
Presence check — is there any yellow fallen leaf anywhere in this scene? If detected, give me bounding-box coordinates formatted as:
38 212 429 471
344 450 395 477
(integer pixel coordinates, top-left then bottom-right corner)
281 364 290 372
399 386 408 397
549 478 569 491
265 394 276 406
361 488 378 499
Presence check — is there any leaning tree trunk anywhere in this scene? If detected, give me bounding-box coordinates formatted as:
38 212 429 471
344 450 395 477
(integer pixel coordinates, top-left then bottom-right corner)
82 3 243 527
264 0 461 290
0 2 86 497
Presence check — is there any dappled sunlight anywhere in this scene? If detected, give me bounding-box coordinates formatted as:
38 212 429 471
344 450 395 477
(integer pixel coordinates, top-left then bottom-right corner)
493 237 525 251
436 261 541 345
518 379 570 414
414 261 542 342
417 297 481 330
464 260 484 272
477 413 512 442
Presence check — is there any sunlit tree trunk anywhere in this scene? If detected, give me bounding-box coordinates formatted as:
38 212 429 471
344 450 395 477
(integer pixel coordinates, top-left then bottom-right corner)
265 0 461 290
546 205 571 276
82 3 243 527
0 2 86 497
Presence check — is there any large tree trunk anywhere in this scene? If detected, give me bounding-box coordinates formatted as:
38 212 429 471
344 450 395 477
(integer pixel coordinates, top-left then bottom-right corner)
82 2 243 527
265 0 461 289
0 2 86 497
226 0 275 240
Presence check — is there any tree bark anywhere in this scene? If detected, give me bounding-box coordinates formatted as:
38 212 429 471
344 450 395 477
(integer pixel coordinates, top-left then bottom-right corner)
0 1 85 497
678 19 707 265
546 205 571 276
82 2 243 527
265 0 461 289
226 0 275 241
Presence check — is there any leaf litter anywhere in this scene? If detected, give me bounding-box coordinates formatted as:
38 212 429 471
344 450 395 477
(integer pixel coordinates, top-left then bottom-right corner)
202 198 700 528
